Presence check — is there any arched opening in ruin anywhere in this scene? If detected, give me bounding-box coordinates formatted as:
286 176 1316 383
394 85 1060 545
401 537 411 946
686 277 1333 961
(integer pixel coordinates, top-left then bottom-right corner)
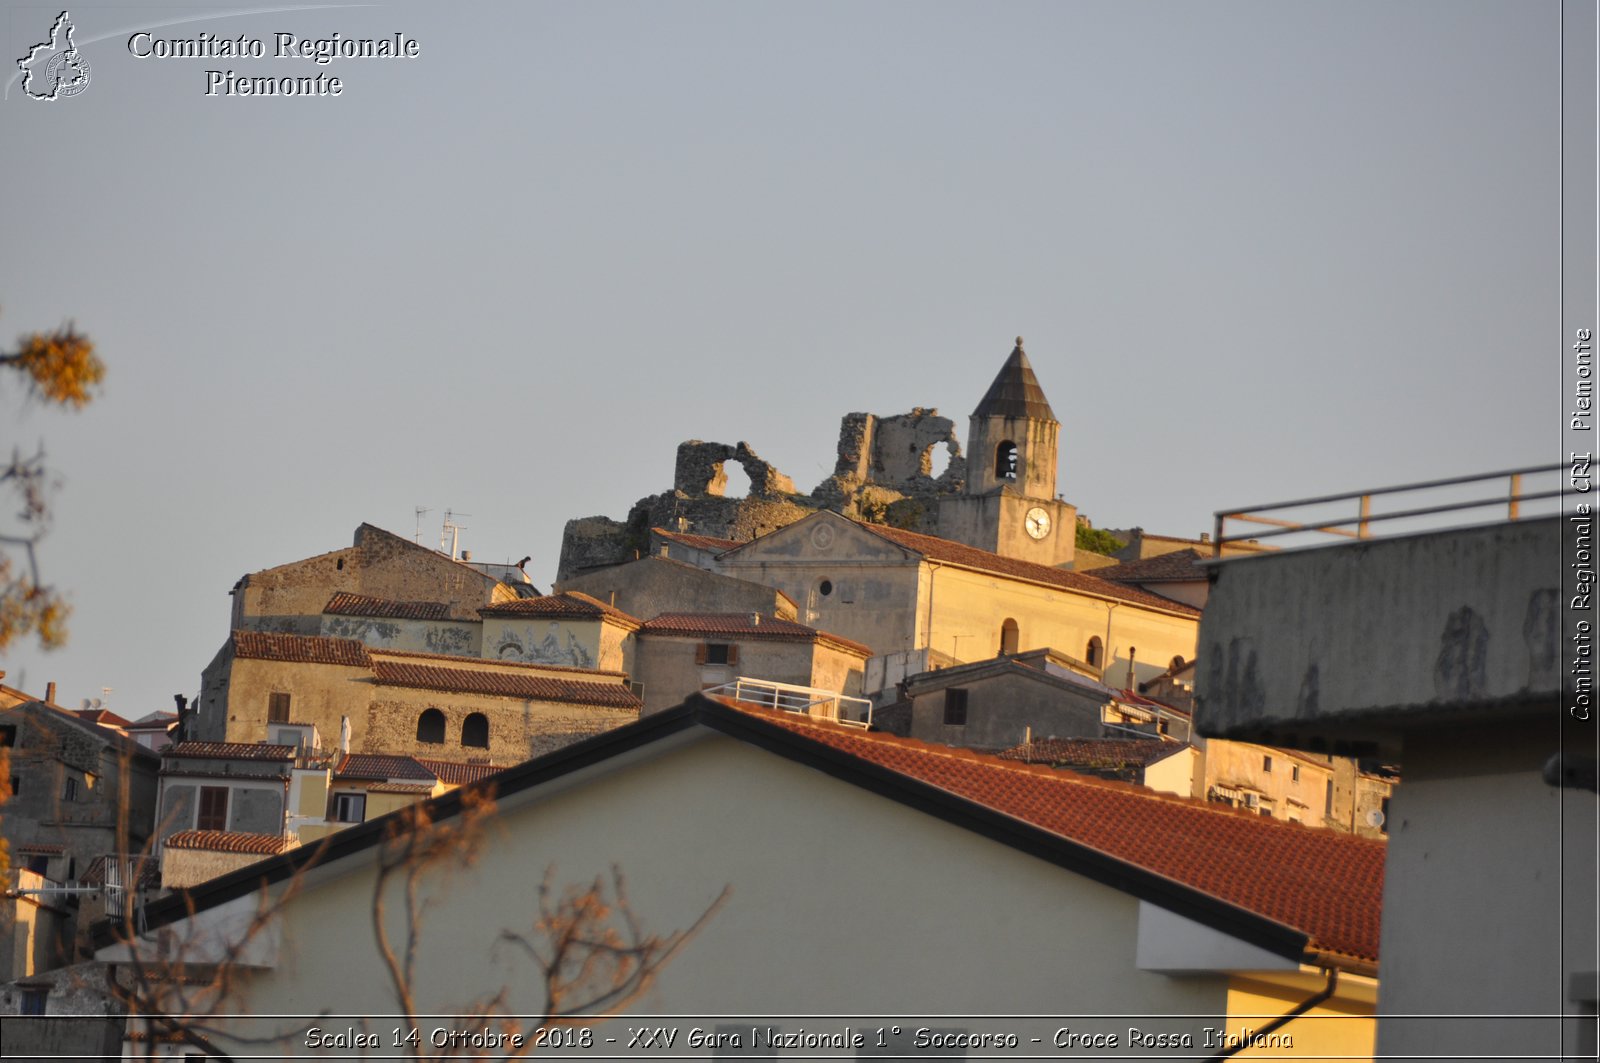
926 443 952 480
996 441 1018 481
718 461 752 499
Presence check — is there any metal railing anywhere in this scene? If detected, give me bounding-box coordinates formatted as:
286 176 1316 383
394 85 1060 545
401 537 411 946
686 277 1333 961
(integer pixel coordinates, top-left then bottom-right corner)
707 677 875 730
1213 463 1564 556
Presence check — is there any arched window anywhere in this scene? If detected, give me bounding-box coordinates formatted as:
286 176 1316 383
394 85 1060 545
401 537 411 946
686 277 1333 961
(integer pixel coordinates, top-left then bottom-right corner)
995 441 1018 481
1086 636 1103 669
416 708 445 744
1000 618 1019 655
462 713 489 749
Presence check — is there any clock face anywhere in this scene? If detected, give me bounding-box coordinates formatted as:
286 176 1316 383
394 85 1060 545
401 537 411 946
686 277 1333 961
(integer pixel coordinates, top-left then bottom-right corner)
1024 507 1051 540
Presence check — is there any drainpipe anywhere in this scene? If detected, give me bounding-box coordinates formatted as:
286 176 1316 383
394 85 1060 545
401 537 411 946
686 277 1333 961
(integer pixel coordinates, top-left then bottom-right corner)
1200 967 1339 1061
1101 601 1120 680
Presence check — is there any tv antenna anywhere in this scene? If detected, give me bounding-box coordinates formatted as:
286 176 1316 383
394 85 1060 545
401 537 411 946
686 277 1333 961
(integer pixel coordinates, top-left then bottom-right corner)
414 506 432 543
440 510 471 559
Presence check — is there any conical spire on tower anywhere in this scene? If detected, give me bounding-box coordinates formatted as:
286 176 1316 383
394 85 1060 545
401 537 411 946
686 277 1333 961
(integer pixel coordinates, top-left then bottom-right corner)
972 337 1056 422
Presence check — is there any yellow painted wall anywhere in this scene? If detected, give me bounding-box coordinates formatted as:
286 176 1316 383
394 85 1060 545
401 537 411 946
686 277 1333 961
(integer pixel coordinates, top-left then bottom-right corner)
1224 971 1376 1060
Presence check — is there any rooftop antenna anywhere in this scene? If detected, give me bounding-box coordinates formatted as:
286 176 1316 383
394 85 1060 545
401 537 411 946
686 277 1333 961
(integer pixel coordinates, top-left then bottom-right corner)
414 506 432 544
440 510 471 560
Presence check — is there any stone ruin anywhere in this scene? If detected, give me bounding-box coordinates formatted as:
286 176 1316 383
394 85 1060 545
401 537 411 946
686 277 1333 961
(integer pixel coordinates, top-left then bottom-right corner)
556 408 969 580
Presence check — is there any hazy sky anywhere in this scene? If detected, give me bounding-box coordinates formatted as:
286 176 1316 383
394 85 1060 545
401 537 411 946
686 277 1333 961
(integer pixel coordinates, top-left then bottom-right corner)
0 1 1569 715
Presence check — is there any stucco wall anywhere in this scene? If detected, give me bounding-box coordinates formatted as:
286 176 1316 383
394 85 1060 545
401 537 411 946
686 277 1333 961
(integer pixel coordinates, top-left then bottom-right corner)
1201 742 1334 828
319 615 481 657
156 778 286 844
925 565 1198 686
909 672 1107 751
210 656 373 747
635 636 822 715
193 734 1238 1037
480 616 604 669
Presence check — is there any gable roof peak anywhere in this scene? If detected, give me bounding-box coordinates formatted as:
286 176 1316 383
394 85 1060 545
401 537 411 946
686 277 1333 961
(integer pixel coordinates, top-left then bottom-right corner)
973 337 1057 422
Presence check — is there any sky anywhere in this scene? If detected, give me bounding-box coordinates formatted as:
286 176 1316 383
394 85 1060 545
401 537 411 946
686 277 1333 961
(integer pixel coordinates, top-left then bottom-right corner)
0 0 1574 716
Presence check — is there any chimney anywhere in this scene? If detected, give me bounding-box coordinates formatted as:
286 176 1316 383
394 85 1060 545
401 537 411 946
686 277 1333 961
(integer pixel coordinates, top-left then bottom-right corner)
46 681 56 704
750 613 761 626
1125 646 1137 690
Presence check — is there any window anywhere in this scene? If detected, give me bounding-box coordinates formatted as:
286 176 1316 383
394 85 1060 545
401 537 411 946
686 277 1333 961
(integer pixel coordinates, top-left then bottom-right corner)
1291 765 1300 783
995 441 1018 481
818 579 833 597
62 776 78 802
197 786 228 831
944 688 969 726
1086 637 1103 669
20 987 47 1015
0 724 15 747
8 775 17 797
1325 779 1335 817
696 643 738 666
1263 755 1273 773
462 713 489 749
999 618 1019 656
332 792 366 823
26 853 49 876
267 692 291 723
417 708 446 744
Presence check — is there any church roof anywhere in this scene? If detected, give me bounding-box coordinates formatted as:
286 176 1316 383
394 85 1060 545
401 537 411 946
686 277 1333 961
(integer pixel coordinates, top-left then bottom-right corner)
972 338 1056 422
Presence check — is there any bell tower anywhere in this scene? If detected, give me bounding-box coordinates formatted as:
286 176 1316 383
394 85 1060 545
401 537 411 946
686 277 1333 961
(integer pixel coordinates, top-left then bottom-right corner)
965 337 1060 498
937 337 1076 567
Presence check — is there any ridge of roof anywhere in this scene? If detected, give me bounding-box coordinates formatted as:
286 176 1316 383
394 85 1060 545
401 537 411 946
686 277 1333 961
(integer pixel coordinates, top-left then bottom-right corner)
369 659 643 709
165 830 290 855
167 741 297 761
972 339 1057 422
365 647 628 679
852 521 1202 618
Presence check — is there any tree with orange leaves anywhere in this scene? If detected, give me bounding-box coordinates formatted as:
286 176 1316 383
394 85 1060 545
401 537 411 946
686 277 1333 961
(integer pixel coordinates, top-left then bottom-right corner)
0 310 105 652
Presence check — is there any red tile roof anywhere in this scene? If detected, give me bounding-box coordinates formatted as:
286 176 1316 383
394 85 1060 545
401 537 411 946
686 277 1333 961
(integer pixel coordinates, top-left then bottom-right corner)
324 593 453 620
366 782 436 795
718 699 1384 962
999 737 1187 768
1092 549 1208 584
652 528 743 553
232 630 370 667
416 758 504 785
638 613 872 658
367 648 628 679
334 753 437 781
164 830 290 855
478 591 642 627
852 523 1203 618
167 741 297 761
370 659 642 710
74 708 133 728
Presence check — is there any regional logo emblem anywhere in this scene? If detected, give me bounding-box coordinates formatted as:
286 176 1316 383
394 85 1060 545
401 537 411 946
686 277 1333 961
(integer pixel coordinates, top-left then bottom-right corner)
18 11 91 101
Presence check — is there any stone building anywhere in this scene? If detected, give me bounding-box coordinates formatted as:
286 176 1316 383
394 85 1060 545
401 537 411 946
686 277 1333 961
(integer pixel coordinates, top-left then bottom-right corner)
196 631 641 763
230 522 534 635
557 551 799 623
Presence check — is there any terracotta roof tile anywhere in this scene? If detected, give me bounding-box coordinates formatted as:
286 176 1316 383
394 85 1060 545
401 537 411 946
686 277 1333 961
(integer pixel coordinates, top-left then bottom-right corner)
164 830 289 855
231 630 370 667
74 708 133 728
15 843 65 854
365 782 436 795
478 591 641 627
415 758 504 785
999 737 1186 768
167 741 297 761
652 528 743 552
638 613 872 658
367 648 627 679
369 659 642 709
853 523 1202 618
323 593 453 620
719 700 1384 962
334 753 436 781
1092 549 1208 584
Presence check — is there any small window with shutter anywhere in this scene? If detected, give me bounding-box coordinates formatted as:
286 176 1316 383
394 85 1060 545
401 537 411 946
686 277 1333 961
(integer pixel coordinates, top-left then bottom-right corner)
267 692 291 723
697 643 737 666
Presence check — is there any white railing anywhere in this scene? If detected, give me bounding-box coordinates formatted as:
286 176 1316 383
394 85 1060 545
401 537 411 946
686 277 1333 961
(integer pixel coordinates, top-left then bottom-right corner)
1214 463 1564 555
707 677 874 729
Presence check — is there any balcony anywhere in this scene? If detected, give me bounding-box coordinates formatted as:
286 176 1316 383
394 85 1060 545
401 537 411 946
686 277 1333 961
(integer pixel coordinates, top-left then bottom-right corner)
706 677 874 729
